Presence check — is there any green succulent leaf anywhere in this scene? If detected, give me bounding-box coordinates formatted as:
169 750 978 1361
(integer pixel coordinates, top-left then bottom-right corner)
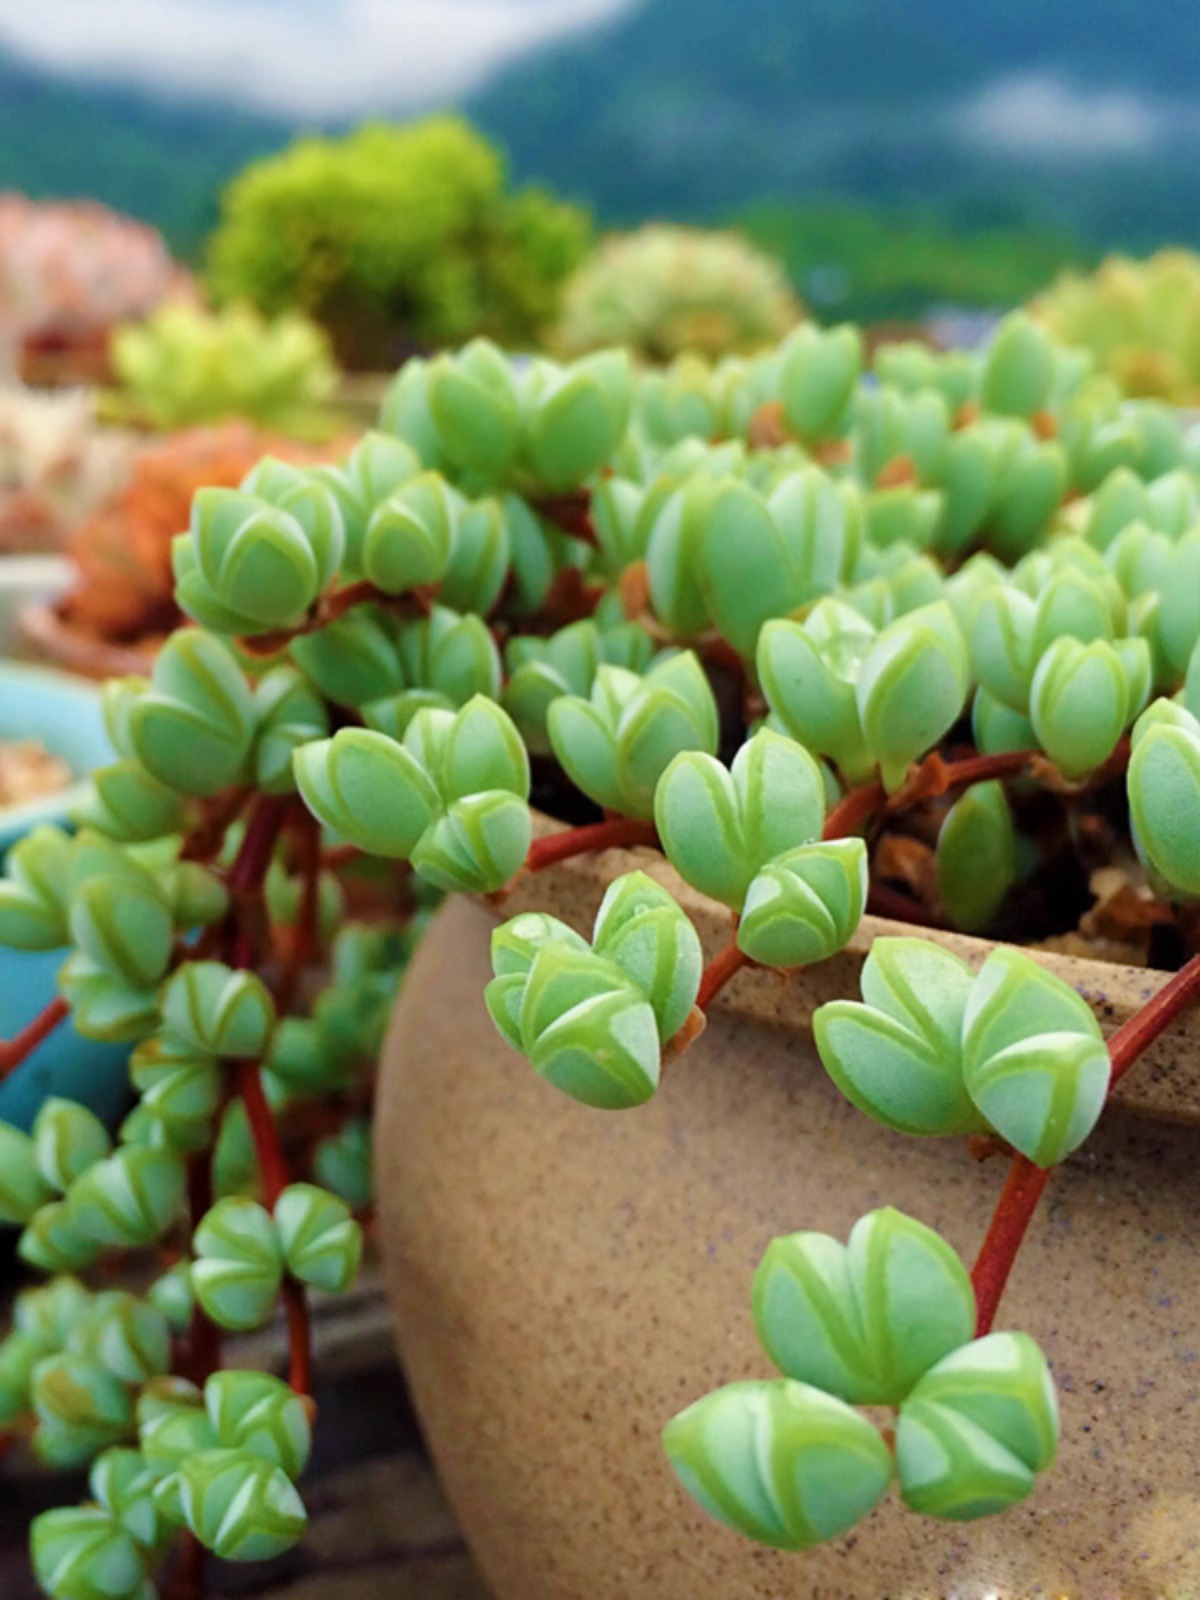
0 1121 56 1224
856 602 970 792
1127 707 1200 896
814 938 982 1136
69 1291 171 1386
737 838 867 968
68 875 173 991
32 1506 151 1600
753 1208 975 1404
290 605 402 707
170 1447 307 1560
67 1147 185 1249
778 323 862 441
960 947 1107 1165
896 1332 1059 1520
190 1198 283 1332
757 604 877 783
428 346 521 481
0 1330 45 1425
662 1379 894 1551
129 629 256 797
137 1377 218 1474
410 790 532 893
525 350 631 491
71 759 184 843
937 782 1017 932
517 941 661 1109
363 472 456 594
1029 637 1140 780
18 1202 101 1273
57 956 162 1044
294 728 438 858
549 652 718 820
591 871 703 1038
655 728 826 909
161 963 276 1059
980 314 1055 418
274 1182 362 1294
313 1120 373 1212
90 1446 167 1552
205 1370 312 1480
31 1352 134 1461
32 1098 112 1193
0 825 74 950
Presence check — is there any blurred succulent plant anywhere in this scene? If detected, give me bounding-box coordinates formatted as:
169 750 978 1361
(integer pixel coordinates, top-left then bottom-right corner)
1031 249 1200 405
3 310 1200 1598
556 224 802 363
207 116 591 368
104 305 340 439
0 195 192 383
0 385 132 553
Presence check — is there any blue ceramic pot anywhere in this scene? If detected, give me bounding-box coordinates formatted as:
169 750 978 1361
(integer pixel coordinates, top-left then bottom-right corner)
0 663 130 1132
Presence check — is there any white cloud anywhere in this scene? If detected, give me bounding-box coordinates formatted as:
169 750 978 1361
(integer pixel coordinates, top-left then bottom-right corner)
956 73 1164 159
0 0 634 117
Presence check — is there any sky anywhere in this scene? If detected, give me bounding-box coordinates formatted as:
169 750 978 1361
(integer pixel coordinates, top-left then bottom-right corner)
0 0 637 117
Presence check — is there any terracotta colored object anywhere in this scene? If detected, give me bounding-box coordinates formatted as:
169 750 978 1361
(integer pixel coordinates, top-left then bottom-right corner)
377 825 1200 1600
19 423 355 677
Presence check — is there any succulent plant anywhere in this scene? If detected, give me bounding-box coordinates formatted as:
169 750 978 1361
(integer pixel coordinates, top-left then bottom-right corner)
207 116 591 367
556 224 802 362
1032 249 1200 405
105 304 340 439
6 309 1200 1596
0 195 191 383
0 385 133 554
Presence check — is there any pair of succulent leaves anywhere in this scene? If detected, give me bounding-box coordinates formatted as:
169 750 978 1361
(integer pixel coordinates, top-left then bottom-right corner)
815 938 1111 1168
664 1207 1058 1551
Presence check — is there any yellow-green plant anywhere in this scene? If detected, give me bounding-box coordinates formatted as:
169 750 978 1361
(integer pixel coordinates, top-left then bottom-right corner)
1031 249 1200 405
105 305 339 439
206 116 591 368
555 223 802 363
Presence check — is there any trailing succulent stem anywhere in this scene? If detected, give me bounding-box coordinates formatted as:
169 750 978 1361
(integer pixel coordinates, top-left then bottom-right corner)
8 311 1200 1595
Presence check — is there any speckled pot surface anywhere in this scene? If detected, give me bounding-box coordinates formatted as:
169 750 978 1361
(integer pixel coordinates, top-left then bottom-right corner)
377 831 1200 1600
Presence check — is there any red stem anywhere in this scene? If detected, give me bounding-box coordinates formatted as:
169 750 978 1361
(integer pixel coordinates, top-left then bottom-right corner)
929 748 1038 793
320 843 361 870
531 489 598 546
274 814 322 1015
237 1058 313 1397
237 1061 289 1207
971 1155 1052 1336
971 948 1200 1335
1107 949 1200 1085
526 817 659 872
0 996 68 1078
823 781 885 841
822 748 1041 842
284 1280 313 1395
163 1529 206 1600
697 941 747 1010
227 796 288 898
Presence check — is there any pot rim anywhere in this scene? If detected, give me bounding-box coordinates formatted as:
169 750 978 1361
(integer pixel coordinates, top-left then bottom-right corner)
488 810 1200 1129
18 598 160 682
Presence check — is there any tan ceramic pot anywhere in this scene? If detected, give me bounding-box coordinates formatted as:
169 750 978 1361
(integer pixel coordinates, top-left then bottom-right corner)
376 823 1200 1600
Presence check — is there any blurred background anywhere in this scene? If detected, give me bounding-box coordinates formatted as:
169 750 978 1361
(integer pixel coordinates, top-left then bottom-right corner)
1 0 1196 328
